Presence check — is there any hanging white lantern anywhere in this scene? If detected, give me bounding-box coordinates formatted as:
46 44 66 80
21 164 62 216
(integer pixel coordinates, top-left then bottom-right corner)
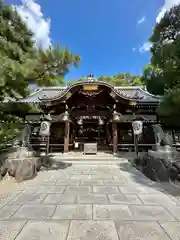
132 120 143 135
39 121 50 136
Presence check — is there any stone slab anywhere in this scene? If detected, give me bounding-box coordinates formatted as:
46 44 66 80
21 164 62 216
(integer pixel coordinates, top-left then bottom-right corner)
67 220 119 240
52 204 92 220
36 186 65 194
64 186 92 194
89 169 114 175
115 221 170 240
91 175 114 180
130 205 176 221
41 180 59 185
0 221 26 240
22 186 40 194
70 175 91 180
93 205 133 220
93 186 119 194
119 186 147 194
108 194 143 205
0 192 22 207
11 205 56 220
138 194 176 207
0 205 21 220
56 180 80 185
15 221 70 240
159 221 180 240
103 180 127 185
43 193 77 204
80 180 104 186
9 193 47 204
165 206 180 221
77 194 109 204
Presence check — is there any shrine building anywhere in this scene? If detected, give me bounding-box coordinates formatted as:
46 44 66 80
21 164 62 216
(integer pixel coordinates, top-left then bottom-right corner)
13 76 162 154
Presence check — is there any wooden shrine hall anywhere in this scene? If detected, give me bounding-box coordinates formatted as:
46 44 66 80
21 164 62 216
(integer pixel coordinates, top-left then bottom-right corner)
19 76 160 154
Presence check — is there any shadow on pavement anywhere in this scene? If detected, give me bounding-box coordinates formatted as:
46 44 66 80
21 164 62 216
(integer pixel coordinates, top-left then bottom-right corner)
118 159 180 198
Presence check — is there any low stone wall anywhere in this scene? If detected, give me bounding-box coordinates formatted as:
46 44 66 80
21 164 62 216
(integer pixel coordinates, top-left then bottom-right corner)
139 153 171 181
0 146 72 182
136 149 180 182
0 146 41 182
0 146 36 160
0 157 42 182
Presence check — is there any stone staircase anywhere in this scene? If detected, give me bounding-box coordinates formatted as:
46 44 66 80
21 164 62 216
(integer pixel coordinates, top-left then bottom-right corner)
49 151 137 165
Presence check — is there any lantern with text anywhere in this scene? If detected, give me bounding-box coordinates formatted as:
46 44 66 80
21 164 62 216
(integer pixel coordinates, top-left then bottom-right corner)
132 121 143 135
39 121 50 136
132 120 143 159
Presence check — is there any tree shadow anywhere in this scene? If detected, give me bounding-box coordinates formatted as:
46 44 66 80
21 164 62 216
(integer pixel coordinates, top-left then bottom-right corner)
38 155 72 171
117 159 180 197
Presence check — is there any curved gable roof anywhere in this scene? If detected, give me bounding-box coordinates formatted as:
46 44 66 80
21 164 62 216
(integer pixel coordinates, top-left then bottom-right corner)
16 80 160 104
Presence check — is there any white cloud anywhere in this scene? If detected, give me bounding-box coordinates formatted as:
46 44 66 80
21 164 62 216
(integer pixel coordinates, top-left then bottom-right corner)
156 0 180 23
139 42 152 53
137 16 146 25
15 0 51 49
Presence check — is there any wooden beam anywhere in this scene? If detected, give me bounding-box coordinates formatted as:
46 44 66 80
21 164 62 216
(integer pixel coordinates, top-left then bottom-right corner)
64 121 70 152
112 122 118 154
72 111 110 117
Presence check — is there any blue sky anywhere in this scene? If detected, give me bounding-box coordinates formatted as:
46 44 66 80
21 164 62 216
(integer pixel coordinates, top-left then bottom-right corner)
5 0 170 81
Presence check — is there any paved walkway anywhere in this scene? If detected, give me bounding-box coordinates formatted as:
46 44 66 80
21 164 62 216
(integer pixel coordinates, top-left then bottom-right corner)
1 160 180 239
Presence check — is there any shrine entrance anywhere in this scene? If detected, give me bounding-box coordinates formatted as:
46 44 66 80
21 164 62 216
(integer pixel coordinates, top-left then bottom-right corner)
35 79 158 154
63 83 117 153
74 119 109 152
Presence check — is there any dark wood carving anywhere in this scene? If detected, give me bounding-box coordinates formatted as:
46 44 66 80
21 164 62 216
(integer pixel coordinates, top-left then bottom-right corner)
79 90 103 99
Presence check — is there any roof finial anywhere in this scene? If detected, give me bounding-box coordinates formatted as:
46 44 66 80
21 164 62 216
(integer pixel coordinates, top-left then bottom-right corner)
87 73 94 79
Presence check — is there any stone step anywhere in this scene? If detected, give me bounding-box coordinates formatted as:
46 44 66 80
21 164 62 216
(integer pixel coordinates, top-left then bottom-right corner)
51 158 129 165
50 152 136 160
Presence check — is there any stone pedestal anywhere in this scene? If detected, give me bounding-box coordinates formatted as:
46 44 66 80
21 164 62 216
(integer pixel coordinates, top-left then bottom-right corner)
3 146 35 160
149 145 173 161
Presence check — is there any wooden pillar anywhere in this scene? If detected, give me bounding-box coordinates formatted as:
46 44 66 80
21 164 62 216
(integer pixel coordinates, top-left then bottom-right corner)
106 124 111 144
112 122 118 154
64 121 70 152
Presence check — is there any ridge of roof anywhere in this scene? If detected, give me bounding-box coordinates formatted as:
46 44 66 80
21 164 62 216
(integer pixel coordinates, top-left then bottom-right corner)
11 82 160 103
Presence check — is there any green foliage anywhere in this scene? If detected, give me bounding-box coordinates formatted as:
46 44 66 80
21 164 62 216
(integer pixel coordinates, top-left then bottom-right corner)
0 122 24 150
142 4 180 126
158 86 180 126
29 45 81 86
0 1 81 150
0 1 81 101
69 73 143 86
98 73 143 86
0 1 35 100
141 65 164 95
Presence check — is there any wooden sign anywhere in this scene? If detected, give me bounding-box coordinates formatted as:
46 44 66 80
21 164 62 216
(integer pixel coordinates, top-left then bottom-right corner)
83 84 99 91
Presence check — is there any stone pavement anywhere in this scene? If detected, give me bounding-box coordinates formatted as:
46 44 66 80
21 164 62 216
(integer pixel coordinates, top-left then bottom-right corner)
1 160 180 239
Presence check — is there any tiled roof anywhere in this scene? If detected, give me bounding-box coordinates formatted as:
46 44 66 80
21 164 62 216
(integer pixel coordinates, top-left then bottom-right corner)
14 82 160 104
114 86 160 103
18 87 66 103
